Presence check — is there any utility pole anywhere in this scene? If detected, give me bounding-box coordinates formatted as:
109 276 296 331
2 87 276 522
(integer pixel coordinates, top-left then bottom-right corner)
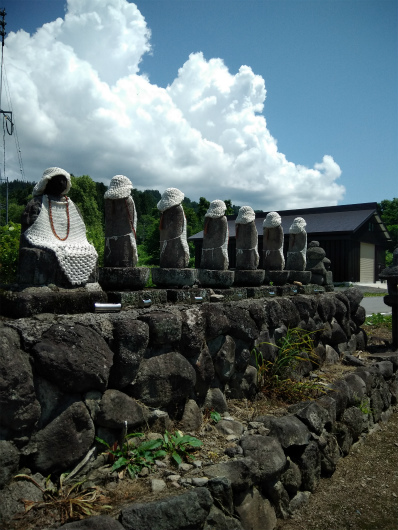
0 8 13 225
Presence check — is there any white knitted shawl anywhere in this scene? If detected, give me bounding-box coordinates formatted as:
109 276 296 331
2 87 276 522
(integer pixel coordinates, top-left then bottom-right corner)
24 195 98 285
236 206 255 224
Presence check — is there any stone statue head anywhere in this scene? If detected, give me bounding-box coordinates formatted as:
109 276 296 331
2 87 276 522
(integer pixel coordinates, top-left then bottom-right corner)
104 175 133 200
263 211 281 228
33 167 71 197
236 206 255 224
205 200 227 218
157 188 185 212
289 217 307 234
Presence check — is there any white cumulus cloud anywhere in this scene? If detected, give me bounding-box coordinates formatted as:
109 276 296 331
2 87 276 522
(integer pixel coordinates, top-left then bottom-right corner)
4 0 345 211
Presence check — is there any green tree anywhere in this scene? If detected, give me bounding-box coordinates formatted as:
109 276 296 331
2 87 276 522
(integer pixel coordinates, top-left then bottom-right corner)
69 175 105 265
0 222 21 284
378 199 398 264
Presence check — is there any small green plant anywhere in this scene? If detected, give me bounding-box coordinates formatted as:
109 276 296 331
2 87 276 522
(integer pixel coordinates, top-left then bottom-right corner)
14 472 110 523
160 430 203 466
254 327 324 403
0 222 21 284
210 410 222 423
95 433 166 479
364 313 392 329
363 292 385 297
355 395 373 415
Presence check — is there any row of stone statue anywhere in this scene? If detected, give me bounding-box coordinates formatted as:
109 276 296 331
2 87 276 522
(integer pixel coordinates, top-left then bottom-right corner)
18 168 331 288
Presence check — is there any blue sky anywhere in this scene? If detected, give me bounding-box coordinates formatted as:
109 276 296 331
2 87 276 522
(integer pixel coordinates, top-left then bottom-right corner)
2 0 397 210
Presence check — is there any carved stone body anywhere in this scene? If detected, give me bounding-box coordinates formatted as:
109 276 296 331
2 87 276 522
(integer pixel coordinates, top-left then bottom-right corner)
159 205 190 268
263 225 285 270
104 197 138 267
201 217 229 270
236 222 259 270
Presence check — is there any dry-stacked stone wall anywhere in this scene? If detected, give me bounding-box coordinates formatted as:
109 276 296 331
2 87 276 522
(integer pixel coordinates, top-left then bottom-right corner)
0 287 397 529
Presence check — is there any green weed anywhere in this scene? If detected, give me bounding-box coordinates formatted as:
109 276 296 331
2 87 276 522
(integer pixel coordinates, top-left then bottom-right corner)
160 430 203 466
14 472 111 523
254 327 324 403
95 432 165 479
364 313 392 329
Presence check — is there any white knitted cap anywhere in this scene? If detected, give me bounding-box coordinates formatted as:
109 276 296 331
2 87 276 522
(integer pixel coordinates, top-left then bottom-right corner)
33 167 71 196
205 200 227 218
289 217 307 233
236 205 255 224
104 175 133 199
263 211 281 228
157 188 184 212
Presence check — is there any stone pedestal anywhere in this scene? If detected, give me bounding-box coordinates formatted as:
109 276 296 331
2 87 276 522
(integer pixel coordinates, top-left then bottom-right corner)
288 271 312 285
151 268 198 288
99 267 149 290
0 283 107 319
234 269 265 287
264 270 290 286
198 269 235 288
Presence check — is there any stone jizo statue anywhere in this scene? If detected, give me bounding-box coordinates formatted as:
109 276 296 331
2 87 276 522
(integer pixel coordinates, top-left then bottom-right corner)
19 167 98 286
200 200 229 270
286 217 307 271
104 175 138 268
262 211 284 270
157 188 190 268
235 206 259 270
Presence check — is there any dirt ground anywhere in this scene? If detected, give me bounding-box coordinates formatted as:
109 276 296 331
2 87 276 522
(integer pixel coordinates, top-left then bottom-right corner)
7 318 398 530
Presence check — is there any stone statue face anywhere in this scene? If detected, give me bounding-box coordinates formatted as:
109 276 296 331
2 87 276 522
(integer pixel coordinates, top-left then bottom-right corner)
44 175 68 196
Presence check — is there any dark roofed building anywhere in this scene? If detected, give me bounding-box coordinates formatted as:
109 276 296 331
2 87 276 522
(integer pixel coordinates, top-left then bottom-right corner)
190 202 391 283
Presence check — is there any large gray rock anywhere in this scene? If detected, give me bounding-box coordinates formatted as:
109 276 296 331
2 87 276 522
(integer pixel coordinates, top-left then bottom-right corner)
95 389 147 430
280 457 302 498
129 352 196 411
291 295 318 322
206 476 234 514
35 375 81 431
190 346 215 397
214 335 236 382
108 319 149 390
179 307 206 358
296 440 321 492
234 486 277 530
240 435 286 482
204 387 229 413
120 488 213 530
138 310 182 347
256 416 311 449
341 406 364 441
343 287 363 313
0 441 20 489
203 505 244 530
0 325 41 434
58 515 125 529
317 430 341 476
223 305 260 342
291 401 332 435
205 457 259 492
31 324 114 393
316 294 336 322
202 304 230 341
0 473 44 525
31 401 95 474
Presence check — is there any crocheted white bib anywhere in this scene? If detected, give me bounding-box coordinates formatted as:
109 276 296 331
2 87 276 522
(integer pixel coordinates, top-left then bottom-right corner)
24 195 98 285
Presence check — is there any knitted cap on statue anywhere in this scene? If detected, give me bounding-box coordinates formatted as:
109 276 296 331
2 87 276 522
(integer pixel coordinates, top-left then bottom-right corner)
263 211 282 228
205 200 227 218
157 188 184 212
236 205 255 224
33 167 71 196
104 175 133 200
25 169 98 285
